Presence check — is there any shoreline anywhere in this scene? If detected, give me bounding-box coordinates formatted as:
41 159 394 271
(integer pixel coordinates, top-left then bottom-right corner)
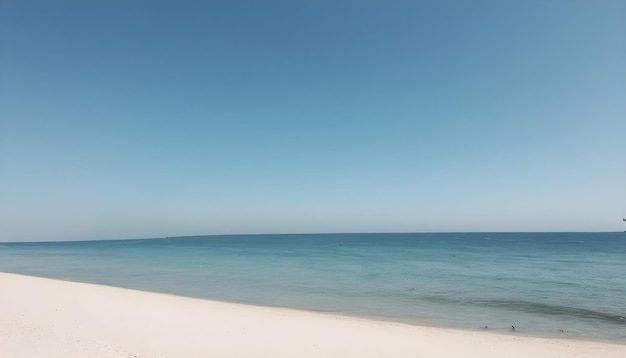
1 272 620 345
1 272 625 357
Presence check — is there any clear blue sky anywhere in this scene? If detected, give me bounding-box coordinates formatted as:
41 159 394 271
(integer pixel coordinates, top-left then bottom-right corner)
1 1 625 241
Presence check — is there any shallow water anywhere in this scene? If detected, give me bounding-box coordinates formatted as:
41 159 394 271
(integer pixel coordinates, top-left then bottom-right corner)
1 232 625 343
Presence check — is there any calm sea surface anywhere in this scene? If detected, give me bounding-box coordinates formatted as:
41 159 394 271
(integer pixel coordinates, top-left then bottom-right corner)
1 232 625 343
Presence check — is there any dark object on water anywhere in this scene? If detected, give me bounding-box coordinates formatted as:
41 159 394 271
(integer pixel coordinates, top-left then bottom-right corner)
511 325 515 330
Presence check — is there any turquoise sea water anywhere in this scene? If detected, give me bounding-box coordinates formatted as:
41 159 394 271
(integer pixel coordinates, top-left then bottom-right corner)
1 232 625 343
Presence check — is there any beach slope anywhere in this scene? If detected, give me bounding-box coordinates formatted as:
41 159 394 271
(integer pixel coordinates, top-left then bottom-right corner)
1 273 624 357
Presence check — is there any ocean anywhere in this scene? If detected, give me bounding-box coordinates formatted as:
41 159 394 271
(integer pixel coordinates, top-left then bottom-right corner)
1 232 624 343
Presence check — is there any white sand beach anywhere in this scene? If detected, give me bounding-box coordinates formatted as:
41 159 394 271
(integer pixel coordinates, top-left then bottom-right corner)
1 272 624 358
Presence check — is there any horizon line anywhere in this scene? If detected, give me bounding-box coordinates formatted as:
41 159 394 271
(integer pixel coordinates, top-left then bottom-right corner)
2 231 623 244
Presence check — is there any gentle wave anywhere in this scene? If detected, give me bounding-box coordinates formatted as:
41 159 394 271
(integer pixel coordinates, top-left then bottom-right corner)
424 296 625 324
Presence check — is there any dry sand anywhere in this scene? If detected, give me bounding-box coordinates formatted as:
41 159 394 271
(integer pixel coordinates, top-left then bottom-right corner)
1 272 624 357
